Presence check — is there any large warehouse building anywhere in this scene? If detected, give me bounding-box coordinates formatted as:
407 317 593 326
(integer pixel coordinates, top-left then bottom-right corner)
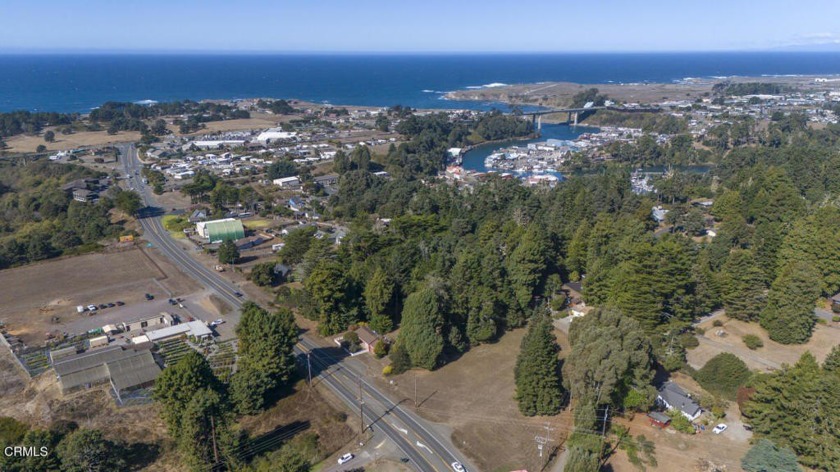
196 218 245 242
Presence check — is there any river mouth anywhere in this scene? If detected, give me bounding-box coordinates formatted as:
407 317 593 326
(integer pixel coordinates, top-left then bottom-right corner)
461 123 600 175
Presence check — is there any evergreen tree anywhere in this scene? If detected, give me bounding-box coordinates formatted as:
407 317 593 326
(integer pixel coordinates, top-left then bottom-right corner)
760 261 821 344
306 260 360 335
57 429 126 472
564 309 656 408
508 224 551 310
398 286 446 370
0 429 60 472
364 267 396 333
694 353 752 400
719 249 766 321
741 439 801 472
153 350 221 435
743 353 840 470
218 239 239 264
824 345 840 373
710 189 744 222
514 315 564 416
231 303 299 414
778 206 840 295
179 388 239 471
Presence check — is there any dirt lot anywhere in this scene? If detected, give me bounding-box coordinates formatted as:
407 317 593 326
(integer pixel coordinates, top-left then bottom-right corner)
606 410 753 472
367 328 574 472
688 316 839 371
0 247 200 344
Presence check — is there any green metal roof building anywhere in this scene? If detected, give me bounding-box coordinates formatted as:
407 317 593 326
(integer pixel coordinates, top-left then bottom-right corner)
197 218 245 242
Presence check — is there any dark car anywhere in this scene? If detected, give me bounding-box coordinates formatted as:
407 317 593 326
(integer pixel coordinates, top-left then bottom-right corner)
168 298 177 305
98 304 108 310
107 303 115 308
145 293 154 301
115 301 125 306
234 291 243 298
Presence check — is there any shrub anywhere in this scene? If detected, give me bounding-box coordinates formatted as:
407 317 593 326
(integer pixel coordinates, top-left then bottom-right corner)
833 316 840 322
712 319 724 327
679 333 700 349
742 334 763 350
373 340 388 358
694 353 752 400
388 343 411 375
666 410 695 434
695 327 706 335
382 365 393 376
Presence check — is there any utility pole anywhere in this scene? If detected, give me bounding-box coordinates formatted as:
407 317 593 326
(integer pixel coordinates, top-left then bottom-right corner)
358 376 365 434
601 405 610 437
414 373 418 408
210 416 220 464
306 352 312 387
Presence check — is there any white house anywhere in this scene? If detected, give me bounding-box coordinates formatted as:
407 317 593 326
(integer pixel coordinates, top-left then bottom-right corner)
656 382 702 421
273 176 301 189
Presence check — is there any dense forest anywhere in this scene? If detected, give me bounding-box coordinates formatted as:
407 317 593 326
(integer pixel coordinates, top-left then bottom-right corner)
0 111 76 139
265 104 840 470
0 159 136 269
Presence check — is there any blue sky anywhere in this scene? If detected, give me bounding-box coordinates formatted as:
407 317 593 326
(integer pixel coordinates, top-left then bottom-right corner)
3 0 840 53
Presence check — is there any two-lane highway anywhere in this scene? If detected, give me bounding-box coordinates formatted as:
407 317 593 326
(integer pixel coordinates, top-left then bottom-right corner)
118 144 474 472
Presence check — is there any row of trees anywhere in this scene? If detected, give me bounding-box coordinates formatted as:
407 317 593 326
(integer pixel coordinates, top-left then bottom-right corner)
153 302 299 470
742 349 840 471
0 419 133 472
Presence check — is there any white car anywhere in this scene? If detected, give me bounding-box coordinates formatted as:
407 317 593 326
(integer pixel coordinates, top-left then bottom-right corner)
87 304 98 311
451 462 466 472
214 319 225 325
712 424 728 434
337 453 354 465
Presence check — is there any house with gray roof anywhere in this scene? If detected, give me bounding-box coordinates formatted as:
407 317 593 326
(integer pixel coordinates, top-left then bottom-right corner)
656 382 702 421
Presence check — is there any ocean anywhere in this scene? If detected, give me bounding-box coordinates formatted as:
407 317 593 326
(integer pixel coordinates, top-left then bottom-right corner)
2 52 840 113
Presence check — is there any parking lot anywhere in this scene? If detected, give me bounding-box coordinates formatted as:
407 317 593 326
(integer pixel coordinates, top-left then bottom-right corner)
0 248 212 344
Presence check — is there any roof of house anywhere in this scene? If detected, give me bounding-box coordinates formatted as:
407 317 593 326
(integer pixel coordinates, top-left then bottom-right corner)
648 411 671 424
356 326 381 345
314 173 339 183
658 382 701 417
564 282 583 295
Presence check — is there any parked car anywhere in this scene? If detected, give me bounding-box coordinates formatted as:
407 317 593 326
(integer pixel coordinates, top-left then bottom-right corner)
145 293 154 301
107 303 115 308
213 319 225 325
98 304 108 310
451 462 466 472
87 305 97 311
168 298 177 305
337 453 354 465
712 424 728 434
115 301 125 306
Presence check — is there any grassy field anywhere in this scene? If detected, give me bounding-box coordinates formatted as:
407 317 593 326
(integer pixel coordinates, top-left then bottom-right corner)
368 328 574 472
242 218 274 230
161 215 190 239
688 316 839 371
